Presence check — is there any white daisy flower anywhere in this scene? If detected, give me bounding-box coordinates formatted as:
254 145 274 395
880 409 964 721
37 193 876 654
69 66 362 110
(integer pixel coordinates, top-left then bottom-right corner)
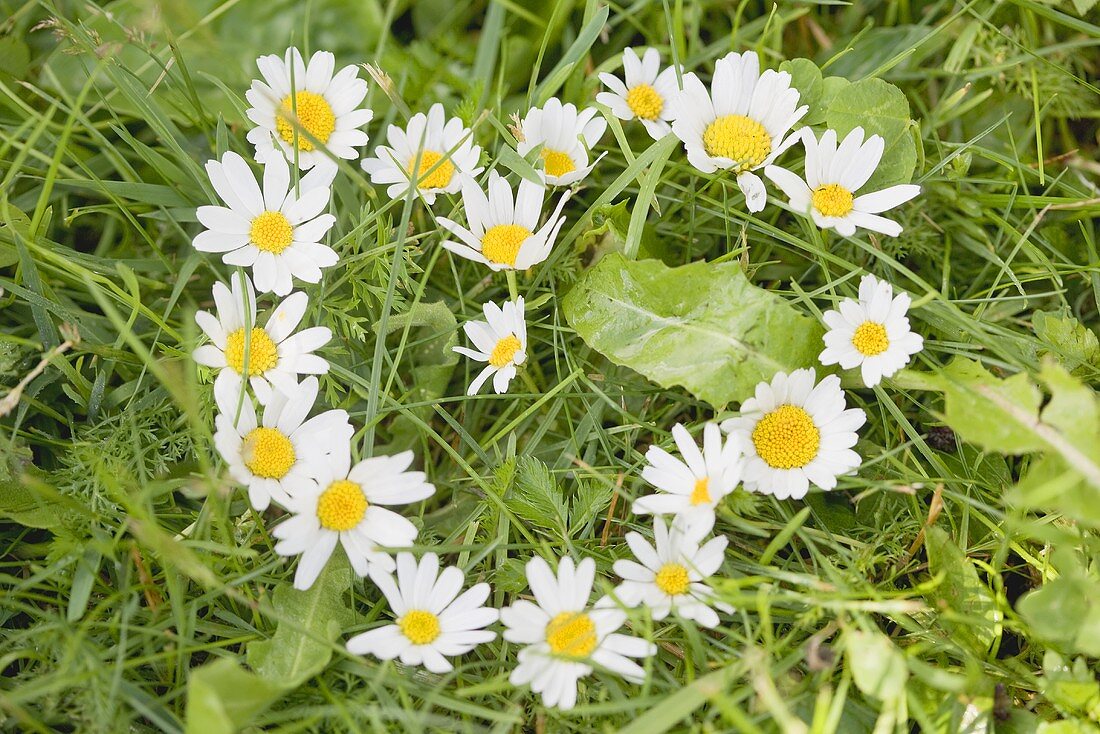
613 517 731 629
212 375 353 511
517 97 607 186
633 423 743 535
721 368 866 500
438 171 569 271
453 296 527 395
195 151 338 296
819 274 924 387
273 450 435 590
764 127 921 237
192 272 332 405
501 556 656 710
346 553 498 674
671 50 808 213
245 47 372 171
360 103 483 204
597 47 680 140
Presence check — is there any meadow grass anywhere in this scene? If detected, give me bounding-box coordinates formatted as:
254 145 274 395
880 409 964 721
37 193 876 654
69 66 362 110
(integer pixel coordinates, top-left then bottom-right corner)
2 0 1100 732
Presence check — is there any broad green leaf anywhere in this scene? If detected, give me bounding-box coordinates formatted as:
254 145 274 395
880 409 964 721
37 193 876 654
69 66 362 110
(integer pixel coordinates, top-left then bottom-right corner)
185 658 282 734
845 630 908 701
1032 310 1100 376
246 553 354 688
937 359 1046 454
0 437 64 530
1018 573 1100 657
925 527 1000 652
825 77 917 189
1010 362 1100 526
562 254 823 408
1041 652 1100 720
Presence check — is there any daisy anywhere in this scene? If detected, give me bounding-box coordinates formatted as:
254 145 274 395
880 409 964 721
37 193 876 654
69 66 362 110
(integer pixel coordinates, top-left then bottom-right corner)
819 274 924 387
212 375 353 511
721 368 866 500
613 517 731 629
633 423 743 534
360 103 483 204
453 296 527 395
195 151 338 296
671 50 807 212
273 450 435 590
764 127 921 236
438 172 569 271
597 47 680 140
245 47 372 170
517 97 607 186
192 272 332 404
501 556 656 710
346 553 498 673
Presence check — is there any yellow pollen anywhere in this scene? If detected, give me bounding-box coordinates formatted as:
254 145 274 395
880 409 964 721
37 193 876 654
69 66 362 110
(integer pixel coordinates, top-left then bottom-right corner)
489 334 521 368
249 211 294 254
407 150 455 189
399 610 441 645
655 563 690 596
223 327 278 376
276 91 336 151
702 114 772 172
545 612 597 658
480 224 532 267
316 479 367 531
751 405 821 470
812 183 855 217
541 148 576 178
241 427 296 479
626 84 664 120
852 321 890 356
690 477 712 506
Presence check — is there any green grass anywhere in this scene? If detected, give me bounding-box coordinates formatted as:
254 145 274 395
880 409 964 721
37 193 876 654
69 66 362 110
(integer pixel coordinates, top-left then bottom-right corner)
2 0 1100 732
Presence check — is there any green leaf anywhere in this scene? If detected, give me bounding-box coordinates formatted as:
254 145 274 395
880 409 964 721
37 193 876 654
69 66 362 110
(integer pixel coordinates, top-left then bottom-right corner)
246 552 354 689
936 359 1046 454
825 77 917 189
1018 573 1100 657
0 437 64 530
1032 309 1100 376
562 254 823 408
845 629 908 701
185 658 283 734
506 456 568 538
1041 652 1100 721
924 526 1000 653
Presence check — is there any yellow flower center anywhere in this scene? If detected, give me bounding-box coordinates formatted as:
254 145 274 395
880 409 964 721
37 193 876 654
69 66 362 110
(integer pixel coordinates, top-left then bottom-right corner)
223 327 279 376
489 334 521 368
480 224 532 267
276 91 336 151
852 321 890 356
399 609 441 645
751 405 821 470
655 563 690 596
407 150 455 190
316 479 368 531
241 427 296 479
541 148 576 178
626 84 664 120
249 211 294 254
545 611 597 658
812 183 855 217
690 477 712 506
702 114 772 172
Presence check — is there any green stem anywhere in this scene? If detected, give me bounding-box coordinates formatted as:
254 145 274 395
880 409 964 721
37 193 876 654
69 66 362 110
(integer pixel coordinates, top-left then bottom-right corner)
505 269 519 301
